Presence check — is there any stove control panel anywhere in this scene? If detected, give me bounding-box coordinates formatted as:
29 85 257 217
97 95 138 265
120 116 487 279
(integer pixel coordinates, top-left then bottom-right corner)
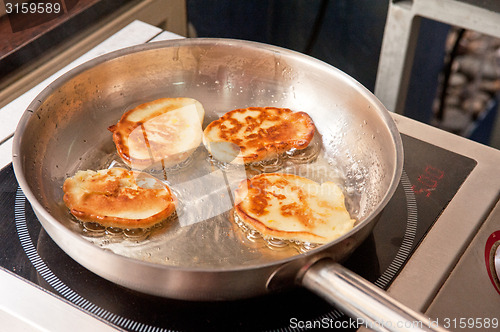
426 200 500 328
485 231 500 294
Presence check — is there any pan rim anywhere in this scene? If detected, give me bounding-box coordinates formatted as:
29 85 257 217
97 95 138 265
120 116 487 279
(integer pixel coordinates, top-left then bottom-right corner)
12 37 404 273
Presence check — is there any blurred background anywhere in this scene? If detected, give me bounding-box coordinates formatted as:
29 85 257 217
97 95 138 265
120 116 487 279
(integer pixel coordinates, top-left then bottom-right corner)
186 0 500 149
1 0 499 148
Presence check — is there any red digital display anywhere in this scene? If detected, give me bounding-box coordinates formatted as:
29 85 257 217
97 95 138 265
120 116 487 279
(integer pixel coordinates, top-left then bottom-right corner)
411 165 444 197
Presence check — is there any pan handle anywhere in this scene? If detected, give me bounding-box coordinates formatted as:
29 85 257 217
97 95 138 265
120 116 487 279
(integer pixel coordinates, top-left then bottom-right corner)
301 259 448 332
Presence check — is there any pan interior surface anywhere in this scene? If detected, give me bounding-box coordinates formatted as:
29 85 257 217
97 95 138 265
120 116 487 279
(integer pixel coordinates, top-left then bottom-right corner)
14 39 402 271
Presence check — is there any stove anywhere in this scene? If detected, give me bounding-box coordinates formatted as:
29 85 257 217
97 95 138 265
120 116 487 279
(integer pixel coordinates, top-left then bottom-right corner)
1 21 500 332
2 121 498 331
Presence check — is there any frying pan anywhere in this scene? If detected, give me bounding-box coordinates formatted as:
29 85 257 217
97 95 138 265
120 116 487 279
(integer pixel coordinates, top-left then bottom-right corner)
13 39 443 331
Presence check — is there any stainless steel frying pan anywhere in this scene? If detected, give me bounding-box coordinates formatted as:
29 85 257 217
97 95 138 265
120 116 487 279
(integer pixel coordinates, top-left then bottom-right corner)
13 39 443 331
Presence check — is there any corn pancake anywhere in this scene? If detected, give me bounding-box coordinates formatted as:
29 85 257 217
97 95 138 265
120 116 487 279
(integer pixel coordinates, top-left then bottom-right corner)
63 168 177 228
203 107 315 164
234 173 355 244
109 98 205 170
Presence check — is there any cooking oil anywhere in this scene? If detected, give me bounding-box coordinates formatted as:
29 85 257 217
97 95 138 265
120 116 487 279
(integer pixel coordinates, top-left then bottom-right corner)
232 209 320 254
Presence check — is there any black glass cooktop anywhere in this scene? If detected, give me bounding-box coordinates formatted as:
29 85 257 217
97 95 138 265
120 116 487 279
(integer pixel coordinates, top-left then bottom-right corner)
0 135 476 331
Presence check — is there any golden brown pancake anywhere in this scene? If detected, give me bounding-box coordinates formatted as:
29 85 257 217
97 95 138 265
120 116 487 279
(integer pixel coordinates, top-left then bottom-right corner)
203 107 315 164
109 97 205 170
63 168 177 228
234 173 355 244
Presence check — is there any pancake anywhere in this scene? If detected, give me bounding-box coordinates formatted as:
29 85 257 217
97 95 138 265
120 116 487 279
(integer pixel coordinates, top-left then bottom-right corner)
63 168 177 229
203 107 315 164
109 97 205 171
234 173 355 244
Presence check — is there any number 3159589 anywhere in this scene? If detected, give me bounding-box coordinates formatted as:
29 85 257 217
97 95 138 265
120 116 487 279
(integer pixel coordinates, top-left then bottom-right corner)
5 2 62 14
